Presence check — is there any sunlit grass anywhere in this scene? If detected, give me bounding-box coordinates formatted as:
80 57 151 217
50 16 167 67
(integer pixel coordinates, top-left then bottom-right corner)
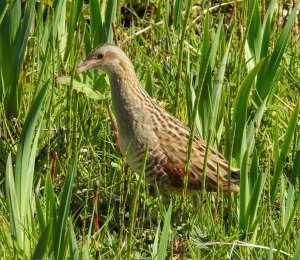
0 0 300 258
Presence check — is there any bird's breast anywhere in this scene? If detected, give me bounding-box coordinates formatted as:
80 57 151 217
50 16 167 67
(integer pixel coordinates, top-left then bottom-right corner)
117 117 159 172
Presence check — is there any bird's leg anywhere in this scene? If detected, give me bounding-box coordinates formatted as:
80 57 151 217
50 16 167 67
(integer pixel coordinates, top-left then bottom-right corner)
193 194 216 223
105 99 119 148
147 186 171 222
162 193 170 206
149 194 170 222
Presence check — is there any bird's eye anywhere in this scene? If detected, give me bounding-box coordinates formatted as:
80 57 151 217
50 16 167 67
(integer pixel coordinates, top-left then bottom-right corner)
97 53 104 59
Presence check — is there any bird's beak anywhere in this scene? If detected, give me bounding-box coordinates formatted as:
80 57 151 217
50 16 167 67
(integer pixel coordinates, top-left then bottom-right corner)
76 60 98 74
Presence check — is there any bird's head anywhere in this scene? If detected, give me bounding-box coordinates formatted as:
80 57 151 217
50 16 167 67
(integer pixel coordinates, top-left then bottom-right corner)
76 43 133 76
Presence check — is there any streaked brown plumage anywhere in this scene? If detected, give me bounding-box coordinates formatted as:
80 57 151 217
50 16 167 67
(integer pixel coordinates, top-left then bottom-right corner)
77 43 240 195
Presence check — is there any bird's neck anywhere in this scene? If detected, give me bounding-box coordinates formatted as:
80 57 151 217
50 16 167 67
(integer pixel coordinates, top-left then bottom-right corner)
108 68 149 129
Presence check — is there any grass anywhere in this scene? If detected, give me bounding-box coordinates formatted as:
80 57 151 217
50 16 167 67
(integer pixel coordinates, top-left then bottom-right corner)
0 0 300 258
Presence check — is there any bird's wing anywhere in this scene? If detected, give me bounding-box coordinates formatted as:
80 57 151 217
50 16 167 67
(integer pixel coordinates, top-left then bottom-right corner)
152 113 240 193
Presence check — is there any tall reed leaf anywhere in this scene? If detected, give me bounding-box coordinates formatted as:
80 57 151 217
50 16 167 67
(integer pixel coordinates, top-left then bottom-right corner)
0 0 34 117
210 29 232 142
271 102 300 204
239 145 266 234
245 96 268 161
54 152 78 260
256 0 300 103
104 0 117 43
152 222 160 259
198 18 222 140
246 0 262 65
5 80 48 256
32 223 52 259
247 172 266 232
157 202 172 260
89 0 101 46
88 0 117 47
241 0 299 163
69 222 79 259
145 66 153 97
283 136 300 228
294 231 300 260
39 0 66 52
15 81 48 217
64 0 84 61
246 0 276 65
0 2 9 25
232 60 264 160
5 153 21 246
173 0 182 30
260 0 277 59
186 13 210 138
239 151 249 230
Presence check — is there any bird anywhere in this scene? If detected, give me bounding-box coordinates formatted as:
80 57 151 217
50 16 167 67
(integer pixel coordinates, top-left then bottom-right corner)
76 43 240 195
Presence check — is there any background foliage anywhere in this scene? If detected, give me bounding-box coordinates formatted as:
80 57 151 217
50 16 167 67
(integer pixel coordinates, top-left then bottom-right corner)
0 0 300 258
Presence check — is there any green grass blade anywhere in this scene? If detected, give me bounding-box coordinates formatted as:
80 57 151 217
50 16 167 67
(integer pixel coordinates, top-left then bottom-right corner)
232 59 264 159
52 0 66 39
0 1 10 25
5 152 22 246
152 222 160 259
45 172 57 225
173 0 182 30
273 116 279 163
15 80 48 218
32 223 52 260
247 172 266 231
0 0 21 66
103 0 117 43
0 0 34 117
246 96 268 158
155 1 162 22
128 145 148 258
89 0 101 46
275 192 300 259
271 102 300 204
54 152 78 260
173 0 192 115
211 28 232 136
145 66 153 97
249 204 268 236
69 222 79 260
5 80 48 256
35 196 46 233
293 231 300 260
209 18 223 69
260 0 277 58
187 75 202 135
257 0 300 100
247 0 261 63
12 0 34 85
268 0 299 76
194 12 210 138
157 202 172 260
64 0 84 61
283 136 300 228
249 148 258 190
198 18 223 139
239 150 249 230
